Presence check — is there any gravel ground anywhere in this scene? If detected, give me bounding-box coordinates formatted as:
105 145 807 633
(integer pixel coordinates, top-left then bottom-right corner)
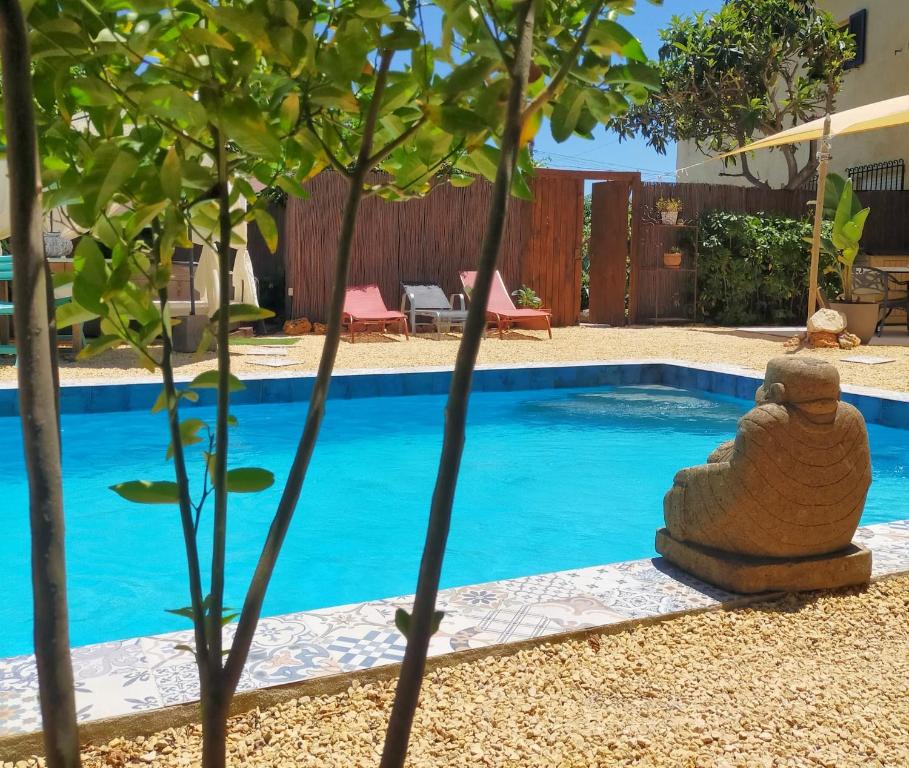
2 326 908 393
9 576 908 767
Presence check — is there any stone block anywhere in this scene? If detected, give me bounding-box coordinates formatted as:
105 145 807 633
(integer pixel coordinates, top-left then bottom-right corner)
655 528 872 594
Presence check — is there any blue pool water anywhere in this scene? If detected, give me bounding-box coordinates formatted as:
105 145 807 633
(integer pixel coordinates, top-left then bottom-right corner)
2 384 907 657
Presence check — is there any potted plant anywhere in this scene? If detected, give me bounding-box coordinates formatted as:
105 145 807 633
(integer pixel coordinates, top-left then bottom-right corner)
656 197 682 225
820 174 876 343
512 284 543 308
663 246 683 269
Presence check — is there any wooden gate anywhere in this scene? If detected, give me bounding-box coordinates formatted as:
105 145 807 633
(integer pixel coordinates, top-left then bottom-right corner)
522 170 584 326
588 179 635 326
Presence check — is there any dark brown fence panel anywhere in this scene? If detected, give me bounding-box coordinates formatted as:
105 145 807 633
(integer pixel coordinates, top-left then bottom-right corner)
638 183 909 251
284 171 586 326
631 182 909 322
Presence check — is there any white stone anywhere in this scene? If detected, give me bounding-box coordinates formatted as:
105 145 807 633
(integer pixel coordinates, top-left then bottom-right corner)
807 308 846 335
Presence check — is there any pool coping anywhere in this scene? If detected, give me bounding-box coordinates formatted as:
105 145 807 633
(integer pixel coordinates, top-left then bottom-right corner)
2 360 909 752
1 358 908 429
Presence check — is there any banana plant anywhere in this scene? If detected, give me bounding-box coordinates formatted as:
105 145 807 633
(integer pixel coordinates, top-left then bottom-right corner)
819 173 870 302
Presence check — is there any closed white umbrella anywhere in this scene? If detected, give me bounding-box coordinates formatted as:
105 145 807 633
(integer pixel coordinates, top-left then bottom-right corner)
194 245 220 318
231 249 258 306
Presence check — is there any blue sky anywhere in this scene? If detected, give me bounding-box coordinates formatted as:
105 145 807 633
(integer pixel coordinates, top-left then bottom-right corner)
531 0 725 180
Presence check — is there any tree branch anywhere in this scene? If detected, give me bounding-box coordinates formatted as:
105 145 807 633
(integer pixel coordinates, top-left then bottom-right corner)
158 284 209 678
222 47 397 697
207 126 233 672
379 2 537 764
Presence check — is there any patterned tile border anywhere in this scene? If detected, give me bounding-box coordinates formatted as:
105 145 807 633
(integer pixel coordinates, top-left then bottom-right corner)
1 521 907 739
1 359 908 429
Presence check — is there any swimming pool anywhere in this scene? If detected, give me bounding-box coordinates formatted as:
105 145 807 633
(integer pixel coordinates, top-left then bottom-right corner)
2 381 907 657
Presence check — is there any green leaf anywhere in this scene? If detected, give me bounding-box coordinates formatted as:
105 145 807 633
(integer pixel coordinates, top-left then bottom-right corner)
182 27 234 51
588 20 647 62
93 148 139 216
152 388 173 414
834 178 854 235
394 608 444 640
427 105 487 135
380 26 420 51
225 467 275 493
76 334 124 360
449 174 475 188
466 145 500 183
56 300 98 329
189 370 247 392
252 209 278 253
550 89 586 142
279 93 300 132
126 201 169 240
843 207 870 243
601 62 661 90
220 106 282 161
72 237 108 314
161 147 182 201
166 418 207 460
166 606 195 620
354 0 390 18
211 303 275 324
510 171 533 202
111 480 180 504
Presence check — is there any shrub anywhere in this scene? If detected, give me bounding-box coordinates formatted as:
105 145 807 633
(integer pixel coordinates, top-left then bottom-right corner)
693 211 837 325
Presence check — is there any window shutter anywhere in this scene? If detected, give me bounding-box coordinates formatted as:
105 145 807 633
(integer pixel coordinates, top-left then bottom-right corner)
844 9 867 70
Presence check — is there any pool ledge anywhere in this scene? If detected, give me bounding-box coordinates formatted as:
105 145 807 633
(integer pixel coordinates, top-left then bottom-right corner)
2 520 908 755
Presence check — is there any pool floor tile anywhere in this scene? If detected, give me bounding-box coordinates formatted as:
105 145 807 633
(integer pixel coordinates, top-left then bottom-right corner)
3 519 909 739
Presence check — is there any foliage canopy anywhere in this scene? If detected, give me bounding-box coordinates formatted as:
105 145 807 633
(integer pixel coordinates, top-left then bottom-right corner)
610 0 855 189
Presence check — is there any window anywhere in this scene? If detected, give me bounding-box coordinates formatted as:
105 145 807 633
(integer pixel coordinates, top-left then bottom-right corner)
843 9 867 70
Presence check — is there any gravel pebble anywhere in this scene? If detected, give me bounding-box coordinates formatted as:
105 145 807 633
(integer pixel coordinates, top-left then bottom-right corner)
2 327 907 393
8 577 909 767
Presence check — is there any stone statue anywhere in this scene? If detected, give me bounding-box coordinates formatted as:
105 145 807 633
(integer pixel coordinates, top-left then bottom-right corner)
656 357 873 593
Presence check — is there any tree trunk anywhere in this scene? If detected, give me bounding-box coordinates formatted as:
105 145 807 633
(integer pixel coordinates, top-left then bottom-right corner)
221 48 396 700
0 0 81 765
200 687 228 768
378 4 537 766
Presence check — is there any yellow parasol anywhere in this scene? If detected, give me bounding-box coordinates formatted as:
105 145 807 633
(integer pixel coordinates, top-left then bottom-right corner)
694 95 909 319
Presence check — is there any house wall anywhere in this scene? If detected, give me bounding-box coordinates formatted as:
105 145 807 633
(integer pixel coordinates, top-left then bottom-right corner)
676 1 909 187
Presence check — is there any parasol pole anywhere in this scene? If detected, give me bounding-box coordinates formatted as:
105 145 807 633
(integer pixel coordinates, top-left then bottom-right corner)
807 105 833 319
